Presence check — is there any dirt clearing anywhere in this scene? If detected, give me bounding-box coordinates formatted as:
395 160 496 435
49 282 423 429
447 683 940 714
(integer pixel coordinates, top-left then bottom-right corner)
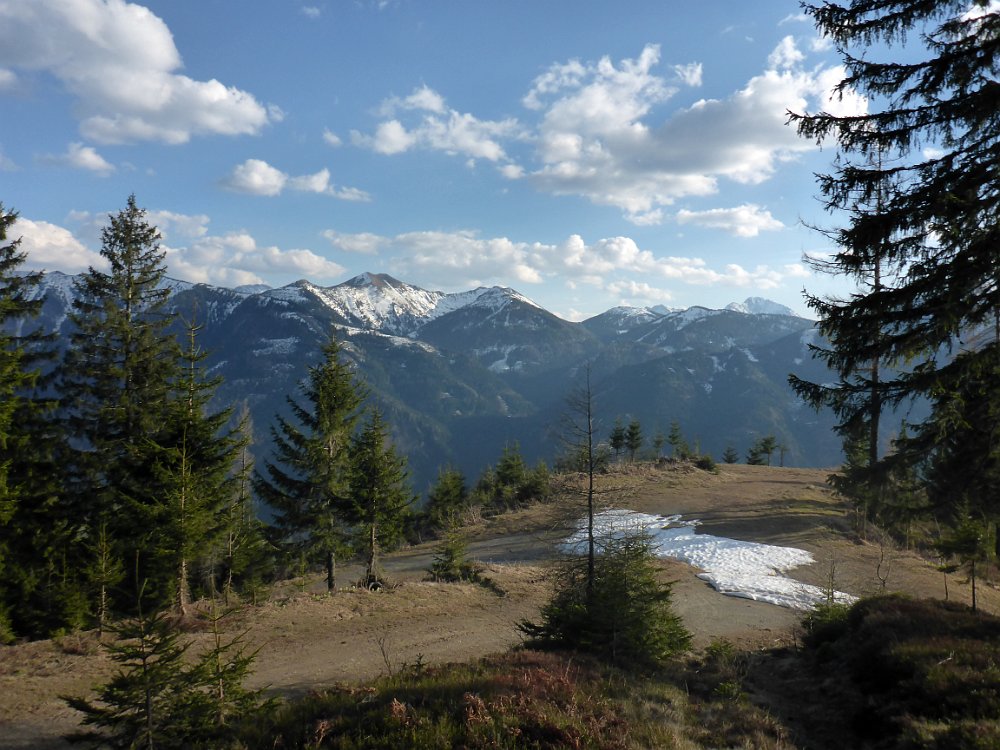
2 464 994 749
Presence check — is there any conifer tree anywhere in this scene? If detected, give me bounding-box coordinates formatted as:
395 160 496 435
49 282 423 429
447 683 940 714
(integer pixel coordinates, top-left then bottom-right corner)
254 335 363 591
143 321 244 614
347 408 414 589
609 419 626 462
60 195 179 616
222 413 271 605
0 204 76 639
667 420 689 459
625 419 643 462
66 604 194 749
424 466 468 533
791 2 1000 518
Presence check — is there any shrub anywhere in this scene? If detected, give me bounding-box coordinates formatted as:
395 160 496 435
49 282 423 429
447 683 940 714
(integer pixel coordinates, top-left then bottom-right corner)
801 600 852 648
695 454 717 473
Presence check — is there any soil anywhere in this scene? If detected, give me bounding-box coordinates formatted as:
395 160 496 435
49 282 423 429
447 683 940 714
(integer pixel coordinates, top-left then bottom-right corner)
2 463 996 749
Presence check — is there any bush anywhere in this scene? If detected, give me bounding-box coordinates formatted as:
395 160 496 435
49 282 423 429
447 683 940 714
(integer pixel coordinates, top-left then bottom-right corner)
801 600 852 649
520 531 691 667
694 454 717 473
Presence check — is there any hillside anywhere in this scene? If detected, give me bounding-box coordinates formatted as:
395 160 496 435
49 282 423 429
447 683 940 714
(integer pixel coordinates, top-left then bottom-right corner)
2 464 994 749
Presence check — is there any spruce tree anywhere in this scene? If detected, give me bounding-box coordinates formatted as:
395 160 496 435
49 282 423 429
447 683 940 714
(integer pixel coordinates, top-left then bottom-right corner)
254 335 363 592
667 420 688 459
0 204 77 639
790 2 1000 520
609 419 626 462
60 195 179 618
347 408 414 589
66 604 195 749
625 418 643 463
221 411 271 605
143 321 244 614
424 466 468 533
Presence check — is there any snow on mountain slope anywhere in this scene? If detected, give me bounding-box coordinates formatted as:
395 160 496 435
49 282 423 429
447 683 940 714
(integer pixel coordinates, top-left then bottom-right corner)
726 297 799 317
298 273 542 336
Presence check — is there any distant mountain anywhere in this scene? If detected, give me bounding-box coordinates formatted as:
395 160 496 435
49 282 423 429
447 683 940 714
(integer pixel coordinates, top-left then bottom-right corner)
21 271 842 493
726 296 800 317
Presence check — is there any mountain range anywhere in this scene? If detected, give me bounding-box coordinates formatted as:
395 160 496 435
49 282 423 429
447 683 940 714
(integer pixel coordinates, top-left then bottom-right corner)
27 271 842 493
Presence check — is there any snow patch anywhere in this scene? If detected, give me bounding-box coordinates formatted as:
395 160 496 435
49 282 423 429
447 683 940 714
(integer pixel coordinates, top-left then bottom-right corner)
564 509 855 611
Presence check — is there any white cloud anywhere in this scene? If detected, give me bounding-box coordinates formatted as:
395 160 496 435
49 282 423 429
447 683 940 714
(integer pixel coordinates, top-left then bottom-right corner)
606 279 674 304
18 212 346 286
380 84 447 115
354 86 521 163
354 42 865 225
0 67 15 89
146 210 210 240
321 229 386 255
673 62 703 87
0 0 274 144
675 204 784 237
224 159 287 196
523 43 865 224
301 5 321 18
779 12 809 25
768 36 805 69
322 128 343 147
321 227 812 297
43 142 115 175
353 120 416 155
15 217 107 273
223 159 371 200
164 232 345 286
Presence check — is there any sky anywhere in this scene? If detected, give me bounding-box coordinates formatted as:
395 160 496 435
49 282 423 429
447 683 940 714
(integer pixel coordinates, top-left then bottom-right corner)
0 0 872 320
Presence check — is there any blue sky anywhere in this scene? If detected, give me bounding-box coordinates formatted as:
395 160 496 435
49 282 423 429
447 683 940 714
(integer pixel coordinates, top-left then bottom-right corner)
0 0 869 320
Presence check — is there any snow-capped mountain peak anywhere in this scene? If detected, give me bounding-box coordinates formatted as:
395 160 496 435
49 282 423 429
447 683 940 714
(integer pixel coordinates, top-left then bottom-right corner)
726 297 798 317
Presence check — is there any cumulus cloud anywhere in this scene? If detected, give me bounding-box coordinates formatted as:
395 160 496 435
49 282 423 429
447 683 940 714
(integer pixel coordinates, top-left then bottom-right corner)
322 128 343 147
164 232 345 286
15 217 107 273
0 67 15 89
223 159 371 201
321 229 385 255
675 204 784 237
606 279 674 304
768 36 805 69
301 5 321 18
146 210 210 240
524 41 865 223
0 0 275 144
352 85 521 163
352 39 865 225
15 212 346 287
42 142 115 175
322 227 812 298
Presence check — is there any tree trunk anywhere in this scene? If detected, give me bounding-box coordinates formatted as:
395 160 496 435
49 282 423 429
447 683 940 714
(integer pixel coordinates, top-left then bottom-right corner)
325 549 336 592
177 557 190 616
367 522 378 587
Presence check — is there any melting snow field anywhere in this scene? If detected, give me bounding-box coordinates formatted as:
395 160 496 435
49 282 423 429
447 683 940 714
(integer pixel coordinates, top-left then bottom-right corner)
565 509 856 611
